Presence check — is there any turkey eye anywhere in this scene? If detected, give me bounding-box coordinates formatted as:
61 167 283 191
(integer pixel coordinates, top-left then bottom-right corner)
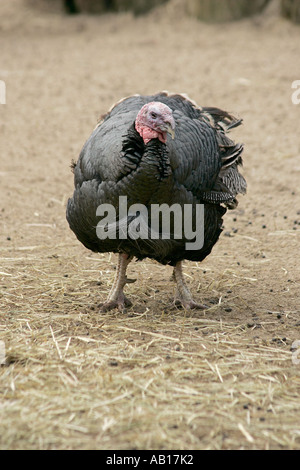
150 112 157 118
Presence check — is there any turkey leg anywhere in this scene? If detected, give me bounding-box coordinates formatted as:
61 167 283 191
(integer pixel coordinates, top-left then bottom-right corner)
173 261 207 310
99 253 134 312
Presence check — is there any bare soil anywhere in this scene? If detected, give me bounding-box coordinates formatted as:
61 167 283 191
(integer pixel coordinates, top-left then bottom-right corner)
0 0 300 450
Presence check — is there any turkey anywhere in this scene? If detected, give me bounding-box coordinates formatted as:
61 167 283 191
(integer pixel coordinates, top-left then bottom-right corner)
66 92 246 312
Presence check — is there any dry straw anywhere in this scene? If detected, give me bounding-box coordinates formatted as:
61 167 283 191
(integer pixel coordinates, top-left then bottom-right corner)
1 246 300 449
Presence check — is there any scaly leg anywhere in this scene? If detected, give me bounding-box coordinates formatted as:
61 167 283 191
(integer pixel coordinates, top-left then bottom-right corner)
173 261 207 310
99 253 134 312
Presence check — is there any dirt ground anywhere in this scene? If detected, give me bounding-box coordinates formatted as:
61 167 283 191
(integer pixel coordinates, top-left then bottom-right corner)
0 0 300 450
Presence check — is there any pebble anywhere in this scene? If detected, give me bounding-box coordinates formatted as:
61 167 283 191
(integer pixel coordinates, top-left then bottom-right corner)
108 360 118 367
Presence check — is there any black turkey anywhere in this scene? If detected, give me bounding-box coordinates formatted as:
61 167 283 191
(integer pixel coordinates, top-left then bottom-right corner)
66 92 246 311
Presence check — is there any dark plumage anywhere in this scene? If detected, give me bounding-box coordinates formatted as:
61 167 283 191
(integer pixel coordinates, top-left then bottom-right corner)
66 92 246 311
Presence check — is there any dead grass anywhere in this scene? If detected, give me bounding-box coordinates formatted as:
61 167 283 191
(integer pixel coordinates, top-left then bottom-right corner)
1 246 300 450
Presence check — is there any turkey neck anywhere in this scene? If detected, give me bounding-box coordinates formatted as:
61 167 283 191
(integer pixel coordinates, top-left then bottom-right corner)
119 124 173 205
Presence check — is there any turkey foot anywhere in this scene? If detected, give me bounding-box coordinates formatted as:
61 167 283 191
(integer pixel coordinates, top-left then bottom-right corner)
99 294 132 313
173 261 208 310
99 253 133 312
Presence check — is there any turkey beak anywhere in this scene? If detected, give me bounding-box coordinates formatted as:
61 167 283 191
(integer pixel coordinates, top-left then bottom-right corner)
166 122 175 140
168 126 175 140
